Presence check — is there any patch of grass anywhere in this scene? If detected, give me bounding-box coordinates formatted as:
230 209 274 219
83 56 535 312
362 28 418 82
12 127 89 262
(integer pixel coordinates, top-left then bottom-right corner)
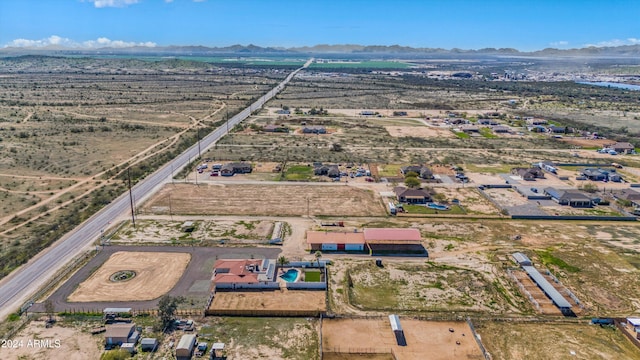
377 164 403 177
304 270 322 282
479 127 498 139
536 249 581 273
453 131 470 139
284 165 314 181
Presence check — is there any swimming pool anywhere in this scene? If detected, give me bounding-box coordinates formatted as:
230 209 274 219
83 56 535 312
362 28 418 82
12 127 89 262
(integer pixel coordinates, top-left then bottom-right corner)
279 269 300 282
427 203 450 210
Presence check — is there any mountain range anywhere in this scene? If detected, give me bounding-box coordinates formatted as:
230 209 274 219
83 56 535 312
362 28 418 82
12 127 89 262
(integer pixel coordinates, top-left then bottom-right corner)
2 43 640 57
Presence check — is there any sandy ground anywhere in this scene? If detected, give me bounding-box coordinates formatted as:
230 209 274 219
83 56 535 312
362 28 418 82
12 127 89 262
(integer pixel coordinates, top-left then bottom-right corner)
68 251 190 302
143 183 385 217
209 290 326 313
559 137 612 148
0 320 102 360
322 318 484 360
385 125 455 138
483 188 529 207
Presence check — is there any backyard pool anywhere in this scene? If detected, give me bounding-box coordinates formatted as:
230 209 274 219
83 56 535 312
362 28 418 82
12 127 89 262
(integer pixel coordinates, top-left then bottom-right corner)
279 269 300 282
427 203 450 211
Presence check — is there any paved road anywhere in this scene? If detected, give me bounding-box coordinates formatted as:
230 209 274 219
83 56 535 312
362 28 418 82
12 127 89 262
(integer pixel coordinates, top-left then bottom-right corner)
0 59 312 320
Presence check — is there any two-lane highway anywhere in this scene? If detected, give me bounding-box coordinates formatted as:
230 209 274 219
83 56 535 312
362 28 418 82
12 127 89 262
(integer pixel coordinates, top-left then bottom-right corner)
0 59 312 320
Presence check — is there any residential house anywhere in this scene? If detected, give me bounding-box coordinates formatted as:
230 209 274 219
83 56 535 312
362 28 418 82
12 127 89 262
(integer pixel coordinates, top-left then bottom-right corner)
105 324 136 347
610 189 640 207
220 162 252 176
527 118 548 125
360 110 376 116
528 125 547 133
543 187 594 207
492 125 510 133
263 124 289 133
547 125 567 133
400 165 433 179
478 119 499 125
211 258 276 287
394 186 433 204
460 125 480 133
448 118 468 125
314 164 340 178
581 168 621 182
511 167 545 181
302 126 327 134
608 142 635 154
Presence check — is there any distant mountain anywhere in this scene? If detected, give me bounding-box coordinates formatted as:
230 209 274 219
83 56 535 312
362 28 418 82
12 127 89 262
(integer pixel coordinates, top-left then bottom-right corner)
2 43 640 57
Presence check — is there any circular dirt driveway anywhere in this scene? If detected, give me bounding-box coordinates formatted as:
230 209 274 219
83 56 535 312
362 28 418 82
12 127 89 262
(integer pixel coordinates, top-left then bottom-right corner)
67 251 190 302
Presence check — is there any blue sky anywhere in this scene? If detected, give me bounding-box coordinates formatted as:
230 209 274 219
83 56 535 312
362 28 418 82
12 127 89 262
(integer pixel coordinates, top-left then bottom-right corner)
1 0 639 51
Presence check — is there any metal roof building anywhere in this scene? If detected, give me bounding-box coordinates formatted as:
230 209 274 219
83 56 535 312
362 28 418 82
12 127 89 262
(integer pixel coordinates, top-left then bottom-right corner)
388 314 406 346
522 266 572 310
512 252 532 266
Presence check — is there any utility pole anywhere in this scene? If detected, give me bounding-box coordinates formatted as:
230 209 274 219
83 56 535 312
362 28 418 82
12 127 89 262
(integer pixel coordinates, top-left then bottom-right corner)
197 127 202 159
127 168 136 229
168 194 173 221
307 197 310 218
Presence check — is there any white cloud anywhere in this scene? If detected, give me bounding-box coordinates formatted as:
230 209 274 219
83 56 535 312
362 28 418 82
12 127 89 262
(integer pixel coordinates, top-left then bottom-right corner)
4 35 156 49
549 41 569 47
585 38 640 47
86 0 140 8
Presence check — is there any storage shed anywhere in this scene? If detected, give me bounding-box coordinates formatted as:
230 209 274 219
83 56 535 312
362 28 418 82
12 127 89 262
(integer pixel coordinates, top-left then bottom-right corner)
176 334 197 360
389 314 407 346
140 338 158 352
306 231 365 251
121 343 136 354
104 323 135 347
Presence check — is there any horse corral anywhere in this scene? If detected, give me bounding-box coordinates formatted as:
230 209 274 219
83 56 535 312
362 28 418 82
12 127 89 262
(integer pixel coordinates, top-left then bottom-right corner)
207 290 326 316
322 318 484 360
67 251 190 302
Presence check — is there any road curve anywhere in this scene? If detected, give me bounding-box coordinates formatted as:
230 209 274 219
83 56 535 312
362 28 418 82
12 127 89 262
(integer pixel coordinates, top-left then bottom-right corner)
0 59 312 320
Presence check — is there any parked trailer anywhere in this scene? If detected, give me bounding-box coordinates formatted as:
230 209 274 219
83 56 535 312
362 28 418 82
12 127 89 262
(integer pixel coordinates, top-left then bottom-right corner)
389 202 397 215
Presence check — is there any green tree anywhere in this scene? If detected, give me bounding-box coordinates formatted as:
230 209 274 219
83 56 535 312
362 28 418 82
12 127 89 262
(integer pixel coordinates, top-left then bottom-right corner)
314 251 322 267
404 176 421 188
580 183 598 193
157 295 184 331
101 349 130 360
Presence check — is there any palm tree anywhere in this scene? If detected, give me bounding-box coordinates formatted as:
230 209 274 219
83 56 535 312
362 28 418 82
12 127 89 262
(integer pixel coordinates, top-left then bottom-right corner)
277 256 289 268
314 251 322 267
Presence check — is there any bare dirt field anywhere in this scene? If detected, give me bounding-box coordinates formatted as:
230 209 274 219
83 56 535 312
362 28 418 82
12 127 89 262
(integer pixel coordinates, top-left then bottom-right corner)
559 137 612 148
385 125 455 139
113 218 274 245
143 183 385 217
208 290 326 314
475 321 640 360
0 320 102 360
483 188 529 207
68 251 190 302
322 318 483 360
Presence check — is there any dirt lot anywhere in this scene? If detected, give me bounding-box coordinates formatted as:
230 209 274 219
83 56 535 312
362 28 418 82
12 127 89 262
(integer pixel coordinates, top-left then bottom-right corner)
113 218 274 245
68 251 190 302
559 137 612 148
434 187 499 214
385 125 455 139
209 290 326 314
483 188 529 207
322 318 483 360
143 183 385 217
0 320 102 360
475 322 640 360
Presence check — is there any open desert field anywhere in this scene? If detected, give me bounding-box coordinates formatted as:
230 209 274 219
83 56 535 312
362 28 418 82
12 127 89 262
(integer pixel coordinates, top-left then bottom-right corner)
475 322 640 360
0 320 102 360
68 251 190 302
208 290 326 315
322 318 483 360
385 125 456 139
143 183 385 217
